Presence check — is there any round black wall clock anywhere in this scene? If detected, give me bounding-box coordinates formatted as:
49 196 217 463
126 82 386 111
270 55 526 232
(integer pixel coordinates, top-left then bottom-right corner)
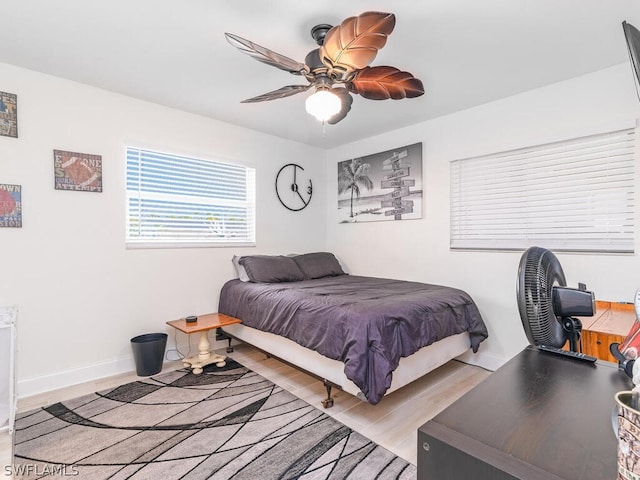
275 163 312 211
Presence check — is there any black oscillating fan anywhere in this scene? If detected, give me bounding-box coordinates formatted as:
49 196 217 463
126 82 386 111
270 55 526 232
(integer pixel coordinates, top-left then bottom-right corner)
516 246 596 358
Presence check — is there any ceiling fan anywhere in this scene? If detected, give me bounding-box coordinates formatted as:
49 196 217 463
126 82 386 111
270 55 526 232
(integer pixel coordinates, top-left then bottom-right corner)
225 11 425 124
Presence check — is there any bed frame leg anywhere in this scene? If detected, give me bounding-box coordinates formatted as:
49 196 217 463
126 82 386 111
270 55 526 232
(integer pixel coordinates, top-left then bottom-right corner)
215 328 234 353
321 381 334 408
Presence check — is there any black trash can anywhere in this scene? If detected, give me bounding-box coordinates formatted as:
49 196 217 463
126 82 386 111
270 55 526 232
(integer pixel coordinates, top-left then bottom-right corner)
130 333 167 376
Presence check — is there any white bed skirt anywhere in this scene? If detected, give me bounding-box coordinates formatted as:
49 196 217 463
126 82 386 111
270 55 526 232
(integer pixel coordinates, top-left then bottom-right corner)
223 323 471 401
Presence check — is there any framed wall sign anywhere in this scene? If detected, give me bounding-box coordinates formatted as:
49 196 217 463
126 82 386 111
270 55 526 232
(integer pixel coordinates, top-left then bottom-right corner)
54 150 103 192
337 142 423 223
0 184 22 228
0 92 18 138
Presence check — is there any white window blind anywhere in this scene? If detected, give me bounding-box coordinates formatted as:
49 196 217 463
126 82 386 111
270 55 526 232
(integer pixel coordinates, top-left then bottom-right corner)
126 147 256 247
450 127 636 253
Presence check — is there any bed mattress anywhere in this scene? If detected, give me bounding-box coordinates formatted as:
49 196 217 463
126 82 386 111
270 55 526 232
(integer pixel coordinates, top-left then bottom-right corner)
219 274 488 404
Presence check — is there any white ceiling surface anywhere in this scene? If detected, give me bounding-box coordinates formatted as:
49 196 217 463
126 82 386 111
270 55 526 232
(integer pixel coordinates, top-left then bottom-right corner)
1 1 639 148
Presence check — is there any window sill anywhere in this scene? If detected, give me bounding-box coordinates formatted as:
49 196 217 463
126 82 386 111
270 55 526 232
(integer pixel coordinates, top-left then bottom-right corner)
126 240 256 250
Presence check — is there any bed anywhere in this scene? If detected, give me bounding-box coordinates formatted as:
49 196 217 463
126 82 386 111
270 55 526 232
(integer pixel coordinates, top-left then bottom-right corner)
218 252 488 406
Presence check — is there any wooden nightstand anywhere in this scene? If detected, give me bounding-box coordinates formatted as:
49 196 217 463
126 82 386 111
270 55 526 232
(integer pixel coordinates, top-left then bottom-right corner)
579 301 635 362
167 313 241 374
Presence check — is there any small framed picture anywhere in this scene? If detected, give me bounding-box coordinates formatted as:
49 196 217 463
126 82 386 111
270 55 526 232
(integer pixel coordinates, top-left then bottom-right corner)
0 92 18 138
54 150 103 192
0 184 22 228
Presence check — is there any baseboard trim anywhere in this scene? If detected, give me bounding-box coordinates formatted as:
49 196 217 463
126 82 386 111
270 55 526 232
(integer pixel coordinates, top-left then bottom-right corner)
18 355 136 399
456 349 506 372
17 338 231 399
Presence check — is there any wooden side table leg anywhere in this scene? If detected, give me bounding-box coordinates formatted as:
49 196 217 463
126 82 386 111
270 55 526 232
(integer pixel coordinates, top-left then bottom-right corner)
208 332 227 368
184 331 226 374
197 331 211 361
190 331 211 374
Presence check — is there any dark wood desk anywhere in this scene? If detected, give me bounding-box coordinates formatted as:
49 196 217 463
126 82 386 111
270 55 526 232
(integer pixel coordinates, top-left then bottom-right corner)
418 346 633 480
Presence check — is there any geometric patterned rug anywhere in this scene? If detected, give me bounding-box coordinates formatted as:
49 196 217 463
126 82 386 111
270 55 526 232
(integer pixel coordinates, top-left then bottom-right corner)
12 359 416 479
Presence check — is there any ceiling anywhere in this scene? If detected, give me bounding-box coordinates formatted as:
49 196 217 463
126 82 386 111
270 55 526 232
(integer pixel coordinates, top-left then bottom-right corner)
1 1 639 149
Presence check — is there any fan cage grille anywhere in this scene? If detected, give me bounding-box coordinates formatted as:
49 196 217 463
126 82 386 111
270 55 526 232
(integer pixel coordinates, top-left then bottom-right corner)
518 247 567 347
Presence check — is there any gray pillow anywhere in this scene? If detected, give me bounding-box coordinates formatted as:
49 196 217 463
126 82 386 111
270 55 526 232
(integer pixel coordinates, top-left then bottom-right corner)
232 255 250 282
292 252 345 279
239 255 305 283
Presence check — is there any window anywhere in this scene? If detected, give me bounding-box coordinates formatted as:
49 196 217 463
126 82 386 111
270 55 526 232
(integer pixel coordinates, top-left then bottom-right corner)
126 147 255 248
450 127 636 253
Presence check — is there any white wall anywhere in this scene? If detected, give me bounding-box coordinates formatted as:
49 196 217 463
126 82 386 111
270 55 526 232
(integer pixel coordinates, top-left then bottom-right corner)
0 62 327 396
3 59 638 396
325 63 640 369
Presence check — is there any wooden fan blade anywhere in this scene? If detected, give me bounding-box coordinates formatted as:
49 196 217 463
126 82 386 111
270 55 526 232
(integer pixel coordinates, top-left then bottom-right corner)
328 88 354 124
225 33 308 75
320 12 395 77
240 84 312 103
350 66 424 100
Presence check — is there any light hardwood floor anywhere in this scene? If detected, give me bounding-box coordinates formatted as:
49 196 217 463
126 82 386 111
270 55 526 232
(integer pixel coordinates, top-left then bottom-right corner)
0 344 491 474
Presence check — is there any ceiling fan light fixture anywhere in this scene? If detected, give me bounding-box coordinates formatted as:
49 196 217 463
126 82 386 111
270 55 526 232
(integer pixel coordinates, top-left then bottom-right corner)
305 89 341 121
227 12 423 125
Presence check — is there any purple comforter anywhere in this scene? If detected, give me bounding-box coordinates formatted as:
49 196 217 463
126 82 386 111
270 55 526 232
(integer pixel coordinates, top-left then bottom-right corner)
218 275 488 404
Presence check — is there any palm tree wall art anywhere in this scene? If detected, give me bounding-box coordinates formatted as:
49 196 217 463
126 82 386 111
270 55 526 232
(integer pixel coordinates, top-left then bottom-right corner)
337 143 422 223
338 158 374 219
